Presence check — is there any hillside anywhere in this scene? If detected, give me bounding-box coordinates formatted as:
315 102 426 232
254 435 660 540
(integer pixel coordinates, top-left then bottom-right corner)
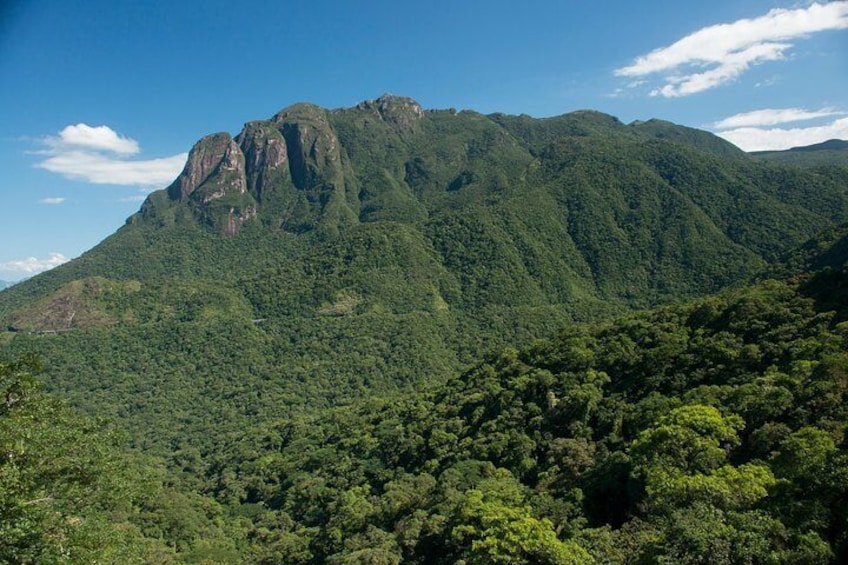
197 240 848 564
5 227 847 563
5 97 847 317
2 95 848 458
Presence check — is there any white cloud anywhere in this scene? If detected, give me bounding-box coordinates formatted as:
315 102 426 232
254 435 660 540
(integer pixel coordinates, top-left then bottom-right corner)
715 116 848 151
713 107 846 129
46 123 139 155
649 42 790 98
0 252 69 275
35 123 187 187
617 2 848 97
38 149 188 186
39 197 66 205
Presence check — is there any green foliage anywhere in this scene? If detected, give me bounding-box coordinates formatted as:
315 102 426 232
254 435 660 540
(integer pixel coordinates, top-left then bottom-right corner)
450 484 592 564
752 139 848 168
3 265 848 562
2 97 848 563
0 356 171 563
0 355 248 563
189 267 848 563
631 405 744 475
1 103 846 460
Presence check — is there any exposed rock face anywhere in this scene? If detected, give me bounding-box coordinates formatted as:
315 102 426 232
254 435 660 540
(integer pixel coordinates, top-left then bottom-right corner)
224 205 257 236
272 103 343 193
271 103 359 234
143 97 433 235
160 133 256 234
168 133 247 201
236 122 289 203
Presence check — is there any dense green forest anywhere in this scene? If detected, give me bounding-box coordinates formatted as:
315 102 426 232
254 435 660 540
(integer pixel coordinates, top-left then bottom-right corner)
4 242 848 562
2 96 848 562
0 356 248 562
193 255 848 563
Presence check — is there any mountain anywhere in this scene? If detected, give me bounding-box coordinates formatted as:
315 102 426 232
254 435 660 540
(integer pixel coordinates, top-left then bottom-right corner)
0 280 14 290
788 139 848 152
3 95 848 561
752 138 848 168
2 94 848 457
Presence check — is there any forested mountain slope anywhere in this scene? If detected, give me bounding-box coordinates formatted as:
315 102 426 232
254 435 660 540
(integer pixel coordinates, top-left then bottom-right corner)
2 92 848 559
193 228 848 564
7 227 846 563
1 94 848 462
4 96 847 318
0 356 248 563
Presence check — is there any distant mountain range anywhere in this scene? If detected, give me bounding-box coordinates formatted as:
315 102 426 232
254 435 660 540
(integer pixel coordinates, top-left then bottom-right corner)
787 139 848 152
751 138 848 167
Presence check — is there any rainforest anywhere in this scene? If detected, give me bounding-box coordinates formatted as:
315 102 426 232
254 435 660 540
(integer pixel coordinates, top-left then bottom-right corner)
2 96 848 564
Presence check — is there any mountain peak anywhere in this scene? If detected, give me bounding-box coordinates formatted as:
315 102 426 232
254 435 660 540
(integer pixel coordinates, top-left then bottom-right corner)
354 93 424 129
751 138 848 167
144 131 256 234
629 118 745 158
271 102 330 128
167 132 243 202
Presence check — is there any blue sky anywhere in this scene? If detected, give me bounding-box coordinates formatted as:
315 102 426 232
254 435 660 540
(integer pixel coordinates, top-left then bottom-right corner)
1 0 846 280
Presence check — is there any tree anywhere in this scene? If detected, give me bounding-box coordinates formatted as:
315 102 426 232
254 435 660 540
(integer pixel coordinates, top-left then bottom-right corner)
448 470 593 564
0 356 172 563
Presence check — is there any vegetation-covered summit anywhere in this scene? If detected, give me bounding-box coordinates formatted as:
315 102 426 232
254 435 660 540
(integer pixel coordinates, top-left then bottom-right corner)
5 95 848 311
